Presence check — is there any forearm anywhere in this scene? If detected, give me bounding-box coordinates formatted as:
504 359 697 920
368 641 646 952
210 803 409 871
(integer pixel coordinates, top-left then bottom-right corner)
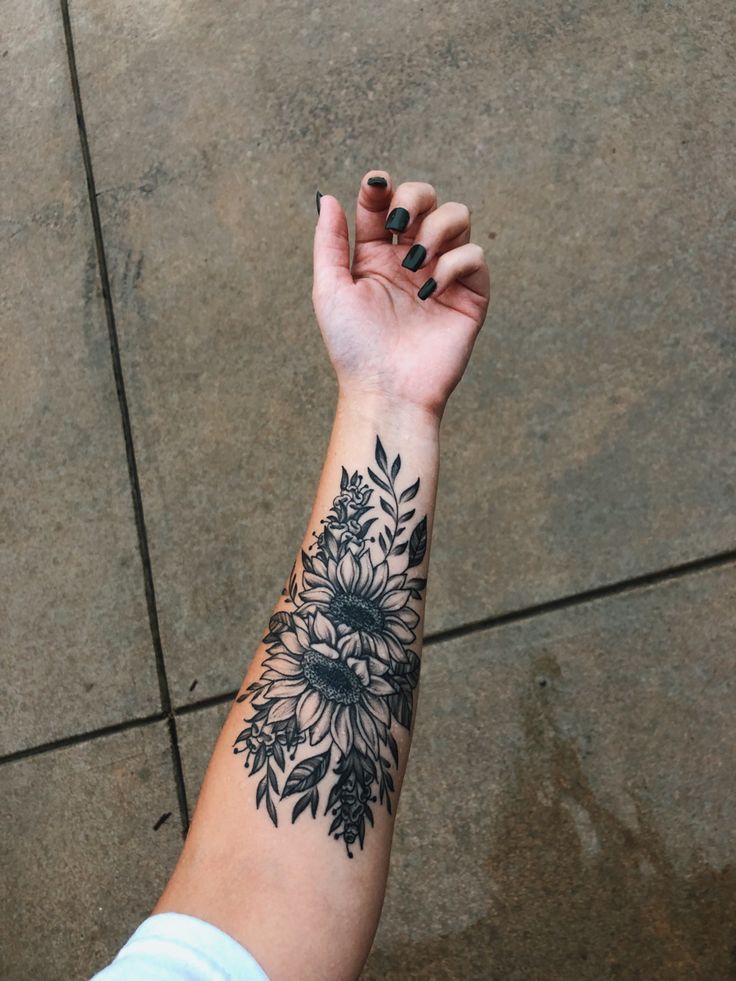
155 393 440 980
153 168 490 979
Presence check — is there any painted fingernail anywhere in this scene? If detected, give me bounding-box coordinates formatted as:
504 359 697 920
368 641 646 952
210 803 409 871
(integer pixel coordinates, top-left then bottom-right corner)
401 243 426 272
367 176 388 187
418 277 437 300
385 207 410 232
316 190 323 215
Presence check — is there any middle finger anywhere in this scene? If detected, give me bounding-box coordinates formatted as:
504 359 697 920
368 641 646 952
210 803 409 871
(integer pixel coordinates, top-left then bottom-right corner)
384 181 438 241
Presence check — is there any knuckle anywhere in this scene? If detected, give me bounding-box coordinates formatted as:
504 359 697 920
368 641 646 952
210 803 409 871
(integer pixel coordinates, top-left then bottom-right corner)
401 180 437 202
451 202 471 223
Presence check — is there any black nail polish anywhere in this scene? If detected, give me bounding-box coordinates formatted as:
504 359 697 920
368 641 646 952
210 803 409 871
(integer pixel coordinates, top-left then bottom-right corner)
367 176 388 187
401 243 426 272
418 277 437 300
316 190 323 215
385 207 410 232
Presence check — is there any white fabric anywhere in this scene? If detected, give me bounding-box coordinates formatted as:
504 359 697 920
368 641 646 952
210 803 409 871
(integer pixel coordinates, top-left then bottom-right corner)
90 912 270 981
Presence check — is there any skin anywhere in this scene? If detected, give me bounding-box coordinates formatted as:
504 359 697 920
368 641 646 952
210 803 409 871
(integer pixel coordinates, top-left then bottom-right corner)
315 173 489 417
153 170 490 980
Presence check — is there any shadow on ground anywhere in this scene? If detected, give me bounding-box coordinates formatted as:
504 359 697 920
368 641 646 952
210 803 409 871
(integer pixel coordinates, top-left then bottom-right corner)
367 654 736 981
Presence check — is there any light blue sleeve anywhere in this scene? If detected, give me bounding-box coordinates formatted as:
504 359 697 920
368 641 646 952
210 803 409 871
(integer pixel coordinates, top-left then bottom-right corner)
90 912 271 981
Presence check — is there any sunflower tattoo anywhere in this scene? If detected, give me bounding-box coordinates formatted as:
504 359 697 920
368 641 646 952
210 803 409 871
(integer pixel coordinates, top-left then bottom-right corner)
233 436 426 857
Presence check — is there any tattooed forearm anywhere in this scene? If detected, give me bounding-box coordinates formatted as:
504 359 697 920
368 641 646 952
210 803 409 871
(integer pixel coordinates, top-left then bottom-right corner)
233 436 426 857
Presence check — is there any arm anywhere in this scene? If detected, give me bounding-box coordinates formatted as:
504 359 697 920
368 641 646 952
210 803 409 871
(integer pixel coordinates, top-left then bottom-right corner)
154 171 490 980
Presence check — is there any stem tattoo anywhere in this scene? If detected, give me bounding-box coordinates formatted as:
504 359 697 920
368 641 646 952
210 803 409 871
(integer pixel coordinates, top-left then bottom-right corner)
233 437 426 857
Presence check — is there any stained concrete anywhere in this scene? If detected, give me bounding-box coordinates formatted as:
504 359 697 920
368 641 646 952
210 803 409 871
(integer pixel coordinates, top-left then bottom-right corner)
2 0 735 977
364 577 736 980
0 723 181 981
65 0 736 706
177 565 736 980
177 700 230 808
0 0 160 754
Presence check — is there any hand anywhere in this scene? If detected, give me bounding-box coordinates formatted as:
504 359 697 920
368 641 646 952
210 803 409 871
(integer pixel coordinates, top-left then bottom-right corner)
312 171 491 420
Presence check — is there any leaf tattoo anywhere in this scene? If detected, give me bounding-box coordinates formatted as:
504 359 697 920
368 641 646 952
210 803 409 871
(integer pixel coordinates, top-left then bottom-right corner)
233 436 426 857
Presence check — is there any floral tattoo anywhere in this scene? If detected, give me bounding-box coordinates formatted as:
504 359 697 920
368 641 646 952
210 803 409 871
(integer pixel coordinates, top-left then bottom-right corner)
233 436 426 857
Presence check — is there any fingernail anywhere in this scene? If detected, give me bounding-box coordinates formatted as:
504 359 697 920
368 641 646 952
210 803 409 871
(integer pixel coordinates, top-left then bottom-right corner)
418 277 437 300
367 176 388 187
316 190 323 215
385 207 410 232
401 243 426 272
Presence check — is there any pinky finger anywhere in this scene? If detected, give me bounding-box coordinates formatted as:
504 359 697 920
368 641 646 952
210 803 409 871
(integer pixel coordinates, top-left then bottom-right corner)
417 242 489 302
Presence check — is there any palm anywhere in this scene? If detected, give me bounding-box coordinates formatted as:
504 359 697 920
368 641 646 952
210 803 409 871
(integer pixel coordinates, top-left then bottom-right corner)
312 183 490 415
317 239 487 413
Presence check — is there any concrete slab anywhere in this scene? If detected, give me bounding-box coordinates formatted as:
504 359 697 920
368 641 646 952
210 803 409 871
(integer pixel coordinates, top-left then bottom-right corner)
0 0 160 754
177 700 230 811
0 723 181 981
65 0 736 707
177 564 736 979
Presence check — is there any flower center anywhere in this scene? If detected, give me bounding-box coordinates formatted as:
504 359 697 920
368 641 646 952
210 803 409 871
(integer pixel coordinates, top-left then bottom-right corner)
303 650 362 705
328 592 385 633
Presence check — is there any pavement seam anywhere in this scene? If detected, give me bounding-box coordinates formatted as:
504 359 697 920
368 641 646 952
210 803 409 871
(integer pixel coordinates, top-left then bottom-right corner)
423 546 736 647
45 0 736 822
173 546 736 715
175 691 240 716
0 713 167 766
5 548 735 762
59 0 190 837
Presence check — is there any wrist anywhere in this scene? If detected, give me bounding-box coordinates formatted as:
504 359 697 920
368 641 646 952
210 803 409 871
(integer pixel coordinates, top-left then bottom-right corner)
335 388 442 443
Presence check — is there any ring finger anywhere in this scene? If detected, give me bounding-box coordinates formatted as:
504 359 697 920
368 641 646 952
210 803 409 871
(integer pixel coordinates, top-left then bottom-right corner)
397 201 471 274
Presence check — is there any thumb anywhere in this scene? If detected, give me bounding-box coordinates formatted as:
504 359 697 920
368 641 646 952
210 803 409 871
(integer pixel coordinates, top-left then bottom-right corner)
313 193 353 297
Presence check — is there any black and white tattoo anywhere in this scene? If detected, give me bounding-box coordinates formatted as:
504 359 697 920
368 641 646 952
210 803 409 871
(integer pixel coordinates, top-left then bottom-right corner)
233 436 426 857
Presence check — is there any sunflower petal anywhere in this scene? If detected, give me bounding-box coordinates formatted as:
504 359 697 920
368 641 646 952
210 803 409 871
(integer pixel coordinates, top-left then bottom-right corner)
353 727 369 758
338 631 363 658
302 570 332 589
381 589 412 612
347 657 370 685
281 630 305 655
312 641 340 660
263 654 302 676
313 609 337 645
267 696 299 722
299 587 333 604
367 675 395 696
267 678 307 699
371 633 391 661
296 690 325 730
330 705 353 755
368 656 389 676
363 691 391 725
310 703 333 743
355 551 374 594
337 551 360 592
294 618 311 650
388 640 410 664
355 707 380 755
311 556 328 578
367 561 388 598
384 631 408 661
385 618 415 643
396 606 420 628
